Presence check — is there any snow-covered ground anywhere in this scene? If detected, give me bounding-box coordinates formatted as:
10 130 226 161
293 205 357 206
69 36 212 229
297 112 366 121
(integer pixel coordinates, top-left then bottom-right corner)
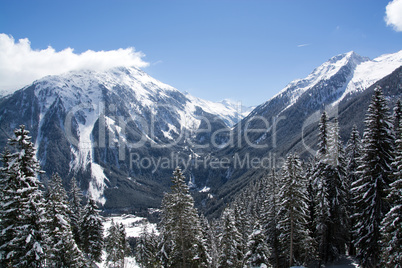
97 214 157 268
96 215 361 268
103 214 158 238
305 256 360 268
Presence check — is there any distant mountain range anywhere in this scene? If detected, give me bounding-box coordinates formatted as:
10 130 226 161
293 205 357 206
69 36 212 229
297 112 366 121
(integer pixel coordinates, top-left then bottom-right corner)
0 50 401 215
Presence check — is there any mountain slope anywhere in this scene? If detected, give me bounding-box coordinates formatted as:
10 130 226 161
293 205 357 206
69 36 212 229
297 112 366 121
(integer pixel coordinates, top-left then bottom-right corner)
202 50 402 217
232 50 402 157
1 50 401 216
0 66 251 210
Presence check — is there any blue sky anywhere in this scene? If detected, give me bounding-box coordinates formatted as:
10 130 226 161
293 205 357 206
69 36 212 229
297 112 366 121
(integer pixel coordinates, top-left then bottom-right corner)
1 0 402 106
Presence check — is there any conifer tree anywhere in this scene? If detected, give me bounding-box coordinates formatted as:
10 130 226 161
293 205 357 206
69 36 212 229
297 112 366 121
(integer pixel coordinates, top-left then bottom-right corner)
136 226 158 268
244 221 271 267
393 99 402 139
277 154 311 267
232 198 250 260
262 170 281 267
313 112 332 264
352 88 395 267
157 232 173 267
317 112 329 158
218 208 243 268
313 114 348 263
80 198 104 264
69 177 83 247
345 125 362 256
199 214 214 267
326 119 348 257
380 113 402 267
118 223 130 267
158 167 207 267
305 162 317 246
46 172 86 267
0 126 47 267
105 220 122 268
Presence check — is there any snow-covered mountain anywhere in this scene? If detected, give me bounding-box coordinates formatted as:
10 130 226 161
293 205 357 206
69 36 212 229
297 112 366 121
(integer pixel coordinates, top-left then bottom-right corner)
1 50 401 214
0 66 252 208
253 50 402 118
205 50 402 216
242 49 402 156
184 93 254 127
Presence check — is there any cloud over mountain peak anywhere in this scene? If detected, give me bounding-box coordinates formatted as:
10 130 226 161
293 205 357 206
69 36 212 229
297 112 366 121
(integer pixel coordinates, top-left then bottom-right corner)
0 33 149 94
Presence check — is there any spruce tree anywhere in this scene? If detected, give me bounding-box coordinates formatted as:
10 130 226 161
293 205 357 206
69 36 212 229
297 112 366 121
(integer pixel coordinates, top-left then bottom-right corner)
80 198 104 264
118 223 130 267
244 221 271 267
218 208 243 268
158 167 207 267
46 172 86 267
199 214 215 267
317 112 329 158
262 170 281 267
393 99 402 139
313 112 332 264
69 177 83 247
105 220 122 268
136 226 158 268
326 119 348 257
0 126 47 267
352 88 395 267
380 114 402 267
277 154 311 267
232 199 249 261
305 162 317 249
345 125 362 256
313 114 348 263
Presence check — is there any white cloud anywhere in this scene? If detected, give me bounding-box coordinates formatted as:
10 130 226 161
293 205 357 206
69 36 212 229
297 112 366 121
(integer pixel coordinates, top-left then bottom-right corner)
297 43 310 48
385 0 402 32
0 33 149 94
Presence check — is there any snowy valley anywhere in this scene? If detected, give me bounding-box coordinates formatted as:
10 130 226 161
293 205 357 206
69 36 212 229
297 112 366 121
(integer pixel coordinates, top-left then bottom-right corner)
1 49 402 267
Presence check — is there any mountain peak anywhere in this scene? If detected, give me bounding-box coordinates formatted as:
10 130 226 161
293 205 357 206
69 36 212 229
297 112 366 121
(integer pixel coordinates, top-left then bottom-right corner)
259 50 388 116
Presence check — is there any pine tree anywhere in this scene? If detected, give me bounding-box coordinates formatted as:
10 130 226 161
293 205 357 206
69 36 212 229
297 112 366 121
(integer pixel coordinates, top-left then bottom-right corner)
277 154 311 267
345 125 362 256
105 220 122 268
232 198 249 262
218 208 243 268
104 221 129 267
262 170 281 267
313 115 348 263
158 167 207 267
318 112 329 158
199 214 214 267
313 112 332 264
136 226 158 268
305 162 317 248
352 88 395 267
156 232 173 267
0 126 47 267
69 177 83 247
244 221 271 267
380 110 402 267
326 119 348 257
80 198 104 264
118 223 130 267
393 99 402 140
46 172 86 267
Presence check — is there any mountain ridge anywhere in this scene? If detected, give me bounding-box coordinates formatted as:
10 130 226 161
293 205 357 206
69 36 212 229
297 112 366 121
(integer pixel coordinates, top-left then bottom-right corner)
0 50 401 215
203 51 402 217
0 66 252 207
